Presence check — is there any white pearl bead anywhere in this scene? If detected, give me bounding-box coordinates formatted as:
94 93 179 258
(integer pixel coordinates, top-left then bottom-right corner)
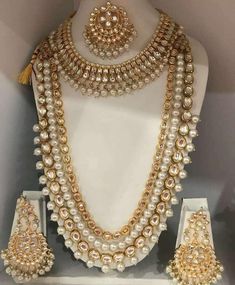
148 203 156 211
34 136 40 145
63 193 71 200
168 133 176 140
125 236 133 244
175 184 183 192
101 265 110 273
144 210 152 218
73 215 81 222
142 246 150 254
102 243 109 251
166 209 174 217
118 242 126 249
191 115 200 124
51 213 59 222
160 164 168 172
94 240 101 248
110 243 117 251
57 226 65 235
151 195 159 203
77 222 85 230
183 156 191 164
34 148 41 156
189 129 198 138
70 208 77 216
117 263 125 272
36 161 44 170
65 239 73 248
159 223 167 231
74 251 81 260
151 235 158 243
42 187 49 196
88 235 95 242
61 185 69 192
179 170 187 179
158 172 167 180
166 140 174 149
57 170 64 177
87 260 94 268
165 148 173 156
171 197 179 205
47 201 55 210
33 124 40 132
131 256 138 265
82 229 90 237
155 179 164 188
135 223 143 231
67 200 75 208
163 156 171 164
186 143 195 152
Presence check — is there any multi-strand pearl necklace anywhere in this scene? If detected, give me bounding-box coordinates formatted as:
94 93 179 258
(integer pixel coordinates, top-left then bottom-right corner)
32 12 199 273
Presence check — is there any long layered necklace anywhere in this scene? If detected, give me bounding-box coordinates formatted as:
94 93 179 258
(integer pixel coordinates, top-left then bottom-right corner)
31 11 199 272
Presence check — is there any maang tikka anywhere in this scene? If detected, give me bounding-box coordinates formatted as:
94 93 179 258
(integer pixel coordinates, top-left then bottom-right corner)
1 196 54 283
83 1 137 59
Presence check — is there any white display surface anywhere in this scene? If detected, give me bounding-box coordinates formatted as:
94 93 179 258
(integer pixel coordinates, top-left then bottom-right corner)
32 0 209 268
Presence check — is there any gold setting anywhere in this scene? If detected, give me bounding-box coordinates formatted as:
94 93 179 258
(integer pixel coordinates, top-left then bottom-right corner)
83 1 137 59
166 209 224 285
0 196 54 283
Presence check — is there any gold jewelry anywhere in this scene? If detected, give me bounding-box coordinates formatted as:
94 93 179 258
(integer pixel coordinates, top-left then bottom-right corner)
24 10 198 272
1 196 54 283
46 11 181 97
166 209 224 285
83 1 137 59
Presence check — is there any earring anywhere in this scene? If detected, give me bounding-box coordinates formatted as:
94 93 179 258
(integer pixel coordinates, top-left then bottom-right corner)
83 1 137 59
166 209 224 285
1 196 54 283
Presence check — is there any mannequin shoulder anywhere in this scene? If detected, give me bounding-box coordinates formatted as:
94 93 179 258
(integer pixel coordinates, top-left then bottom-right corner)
187 36 209 72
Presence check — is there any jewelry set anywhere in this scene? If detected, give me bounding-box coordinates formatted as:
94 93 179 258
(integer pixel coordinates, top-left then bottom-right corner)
2 1 223 283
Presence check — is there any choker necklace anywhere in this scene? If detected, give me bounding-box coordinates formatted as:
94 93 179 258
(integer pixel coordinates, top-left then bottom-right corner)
45 11 181 97
28 10 198 273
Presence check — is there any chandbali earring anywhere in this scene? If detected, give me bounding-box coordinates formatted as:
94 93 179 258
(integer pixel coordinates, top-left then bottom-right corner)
83 1 137 59
166 209 224 285
1 196 54 283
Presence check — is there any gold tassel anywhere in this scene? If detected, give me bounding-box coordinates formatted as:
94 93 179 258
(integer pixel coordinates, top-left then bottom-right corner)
18 63 33 85
18 47 40 85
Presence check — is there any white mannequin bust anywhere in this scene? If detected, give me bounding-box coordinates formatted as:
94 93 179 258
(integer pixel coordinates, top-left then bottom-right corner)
32 0 209 266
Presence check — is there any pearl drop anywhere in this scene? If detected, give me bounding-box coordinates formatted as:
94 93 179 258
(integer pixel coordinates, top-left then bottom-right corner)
142 246 150 254
57 226 65 235
131 256 138 265
47 201 55 210
159 223 167 231
151 235 158 243
166 209 174 217
74 251 81 260
179 170 187 179
175 184 183 192
34 136 40 145
87 260 94 268
51 213 58 222
117 263 125 272
39 175 47 185
101 265 110 273
65 239 73 248
33 124 40 132
171 197 179 205
34 148 41 156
